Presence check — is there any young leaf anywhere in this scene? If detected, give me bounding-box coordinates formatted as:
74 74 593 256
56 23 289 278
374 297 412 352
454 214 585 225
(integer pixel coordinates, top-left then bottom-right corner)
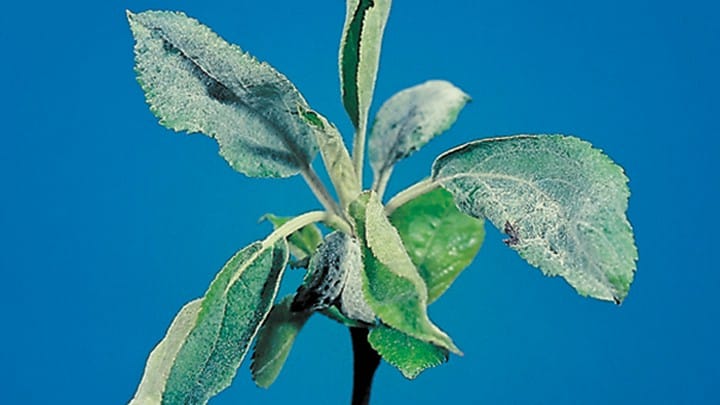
340 0 392 131
349 192 460 354
432 135 638 303
251 295 312 389
127 10 318 178
261 213 322 263
129 299 202 405
370 80 470 195
291 231 356 313
368 324 449 379
154 239 289 404
299 108 360 208
389 187 485 303
339 0 392 176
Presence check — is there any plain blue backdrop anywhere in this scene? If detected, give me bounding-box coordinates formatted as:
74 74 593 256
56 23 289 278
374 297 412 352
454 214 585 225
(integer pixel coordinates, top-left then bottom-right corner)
1 0 718 403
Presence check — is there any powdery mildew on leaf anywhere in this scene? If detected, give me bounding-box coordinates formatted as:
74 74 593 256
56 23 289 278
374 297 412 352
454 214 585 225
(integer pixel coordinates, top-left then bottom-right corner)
292 232 355 312
432 135 638 302
129 299 203 405
128 11 318 178
350 192 460 353
370 80 470 190
162 240 289 404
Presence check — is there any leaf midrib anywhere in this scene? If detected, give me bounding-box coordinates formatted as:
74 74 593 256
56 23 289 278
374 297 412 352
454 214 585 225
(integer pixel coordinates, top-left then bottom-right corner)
138 17 312 171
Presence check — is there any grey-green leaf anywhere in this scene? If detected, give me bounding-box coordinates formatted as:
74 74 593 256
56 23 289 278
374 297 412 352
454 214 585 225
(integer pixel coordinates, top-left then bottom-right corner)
291 231 356 313
370 80 470 194
339 0 392 132
261 213 322 262
128 10 318 178
299 108 360 208
349 192 460 353
368 324 449 379
432 135 638 303
251 295 312 389
160 239 289 404
129 299 202 405
389 187 485 303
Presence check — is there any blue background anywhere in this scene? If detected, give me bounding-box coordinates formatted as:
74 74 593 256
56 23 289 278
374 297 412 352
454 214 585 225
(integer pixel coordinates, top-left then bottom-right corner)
1 0 718 403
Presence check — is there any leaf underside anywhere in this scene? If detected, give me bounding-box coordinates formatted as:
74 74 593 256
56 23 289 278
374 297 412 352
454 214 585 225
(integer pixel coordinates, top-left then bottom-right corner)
432 135 638 303
128 10 318 178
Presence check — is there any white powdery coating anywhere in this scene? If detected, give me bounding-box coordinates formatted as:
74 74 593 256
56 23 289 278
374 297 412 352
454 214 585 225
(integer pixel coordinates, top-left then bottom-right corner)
433 135 638 302
369 80 470 177
338 235 375 323
128 11 318 178
129 299 202 405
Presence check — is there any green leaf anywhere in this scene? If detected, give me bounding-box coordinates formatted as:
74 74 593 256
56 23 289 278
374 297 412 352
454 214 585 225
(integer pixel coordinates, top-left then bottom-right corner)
261 213 322 262
432 135 638 303
368 324 449 379
130 239 289 404
339 0 392 132
370 80 470 193
130 299 202 405
349 192 460 354
299 108 360 208
127 10 318 178
251 295 312 389
389 187 485 303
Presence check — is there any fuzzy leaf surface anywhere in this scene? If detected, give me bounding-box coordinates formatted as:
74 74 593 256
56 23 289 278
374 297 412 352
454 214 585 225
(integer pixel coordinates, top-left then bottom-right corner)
389 187 484 303
150 240 289 404
349 192 459 353
128 10 318 178
432 135 638 302
129 299 202 405
251 295 312 388
368 324 449 379
370 80 470 190
300 108 360 208
339 0 392 132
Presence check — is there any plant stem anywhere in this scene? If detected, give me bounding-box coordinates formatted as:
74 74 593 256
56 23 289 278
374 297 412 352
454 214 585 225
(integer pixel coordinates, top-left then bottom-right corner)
264 211 351 247
384 178 440 214
301 165 343 216
352 124 367 189
371 167 393 200
349 327 381 405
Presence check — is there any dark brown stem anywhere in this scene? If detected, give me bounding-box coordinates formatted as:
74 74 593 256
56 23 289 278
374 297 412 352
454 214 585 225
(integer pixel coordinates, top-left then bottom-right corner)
349 327 381 405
